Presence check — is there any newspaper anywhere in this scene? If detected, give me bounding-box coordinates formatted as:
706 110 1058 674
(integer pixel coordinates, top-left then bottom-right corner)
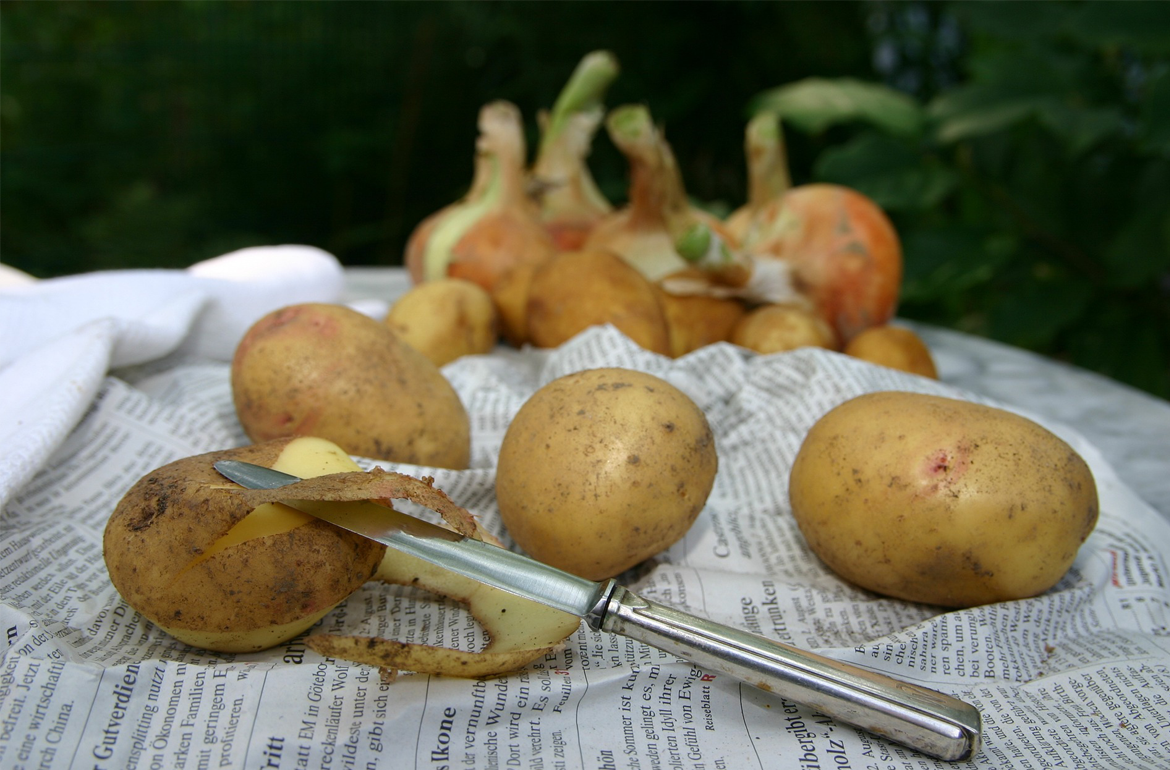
3 323 1170 770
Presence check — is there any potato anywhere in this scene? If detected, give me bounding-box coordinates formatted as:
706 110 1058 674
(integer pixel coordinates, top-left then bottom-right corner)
490 262 540 347
844 325 938 379
659 292 747 357
496 368 718 579
385 278 498 366
731 303 838 354
526 250 671 355
103 437 386 652
232 302 470 469
788 391 1099 607
105 436 580 669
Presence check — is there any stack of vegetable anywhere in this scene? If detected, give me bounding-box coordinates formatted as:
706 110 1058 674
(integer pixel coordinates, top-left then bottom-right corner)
396 50 937 379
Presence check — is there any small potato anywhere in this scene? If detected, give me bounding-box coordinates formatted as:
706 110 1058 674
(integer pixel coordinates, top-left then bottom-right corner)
844 325 938 379
232 302 470 469
526 250 671 355
491 262 540 347
659 292 747 358
789 391 1099 607
386 278 498 366
496 368 718 579
731 303 837 354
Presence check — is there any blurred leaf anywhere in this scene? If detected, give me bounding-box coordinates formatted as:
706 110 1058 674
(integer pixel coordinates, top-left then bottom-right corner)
750 77 924 137
1064 2 1170 56
987 276 1094 349
1065 301 1170 397
954 2 1069 42
930 91 1040 143
1035 102 1125 156
1102 201 1170 288
1140 69 1170 156
814 132 958 210
928 45 1113 148
900 225 1014 303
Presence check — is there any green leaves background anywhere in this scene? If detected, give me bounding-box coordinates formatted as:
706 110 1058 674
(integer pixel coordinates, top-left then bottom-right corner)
758 3 1170 397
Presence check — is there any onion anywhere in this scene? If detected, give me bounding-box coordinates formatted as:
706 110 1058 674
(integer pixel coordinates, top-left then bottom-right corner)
584 104 735 287
405 101 556 294
724 112 791 243
529 50 619 251
740 182 902 343
674 113 902 343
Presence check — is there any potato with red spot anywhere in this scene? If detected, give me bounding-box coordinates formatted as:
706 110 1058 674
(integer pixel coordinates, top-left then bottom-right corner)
788 391 1099 607
232 303 470 469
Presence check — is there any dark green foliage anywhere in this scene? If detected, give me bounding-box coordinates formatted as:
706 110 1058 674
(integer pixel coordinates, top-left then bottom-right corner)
762 2 1170 398
2 1 1167 397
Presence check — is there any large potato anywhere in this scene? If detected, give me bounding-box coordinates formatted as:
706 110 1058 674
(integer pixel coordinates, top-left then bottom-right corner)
788 391 1099 607
496 368 718 579
232 302 470 469
385 278 498 366
103 438 385 653
526 250 671 355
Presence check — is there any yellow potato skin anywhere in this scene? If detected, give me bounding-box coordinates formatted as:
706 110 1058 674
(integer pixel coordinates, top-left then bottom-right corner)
385 278 498 367
496 368 718 580
103 438 385 652
788 391 1098 608
526 250 672 355
232 302 470 469
844 325 938 379
731 304 838 354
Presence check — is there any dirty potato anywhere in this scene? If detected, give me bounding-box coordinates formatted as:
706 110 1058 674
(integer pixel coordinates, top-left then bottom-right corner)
731 303 838 354
232 302 470 469
844 325 938 379
788 391 1099 607
496 368 718 579
526 250 671 355
385 278 498 366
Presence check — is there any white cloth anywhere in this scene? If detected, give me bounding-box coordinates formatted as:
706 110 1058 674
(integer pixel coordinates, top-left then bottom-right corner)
0 245 345 508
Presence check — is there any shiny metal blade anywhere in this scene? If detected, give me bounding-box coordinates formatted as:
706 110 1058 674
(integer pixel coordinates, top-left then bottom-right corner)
213 460 604 618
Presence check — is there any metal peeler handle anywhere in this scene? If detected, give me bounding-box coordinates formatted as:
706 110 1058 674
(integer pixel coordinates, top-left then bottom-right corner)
588 582 981 762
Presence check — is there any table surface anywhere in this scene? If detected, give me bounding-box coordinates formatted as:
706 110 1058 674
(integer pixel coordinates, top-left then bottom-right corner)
342 267 1170 524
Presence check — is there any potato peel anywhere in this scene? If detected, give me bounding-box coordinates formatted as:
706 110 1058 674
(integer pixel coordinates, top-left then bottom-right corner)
226 466 580 678
226 468 483 539
305 637 561 679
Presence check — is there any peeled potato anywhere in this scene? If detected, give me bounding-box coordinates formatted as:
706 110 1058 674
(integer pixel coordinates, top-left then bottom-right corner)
844 325 938 379
526 249 671 354
104 436 580 671
232 302 470 469
789 392 1099 607
731 303 837 354
103 437 385 653
385 278 498 366
496 368 718 579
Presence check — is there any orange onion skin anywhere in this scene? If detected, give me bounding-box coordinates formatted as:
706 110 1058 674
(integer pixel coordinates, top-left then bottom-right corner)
746 184 902 343
405 206 556 294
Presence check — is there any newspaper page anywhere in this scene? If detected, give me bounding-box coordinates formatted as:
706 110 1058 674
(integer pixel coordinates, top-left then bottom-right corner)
3 324 1170 770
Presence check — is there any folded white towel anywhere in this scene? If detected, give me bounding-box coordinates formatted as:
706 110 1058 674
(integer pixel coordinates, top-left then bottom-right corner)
0 245 345 507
